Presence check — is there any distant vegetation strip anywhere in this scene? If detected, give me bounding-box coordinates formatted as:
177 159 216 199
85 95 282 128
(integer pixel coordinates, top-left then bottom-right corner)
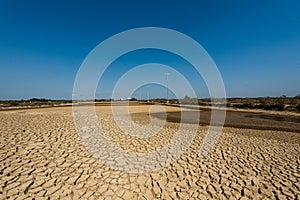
0 98 72 109
1 95 300 112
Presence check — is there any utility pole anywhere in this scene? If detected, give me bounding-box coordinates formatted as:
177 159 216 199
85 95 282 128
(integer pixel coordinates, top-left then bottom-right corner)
165 73 170 104
147 87 150 102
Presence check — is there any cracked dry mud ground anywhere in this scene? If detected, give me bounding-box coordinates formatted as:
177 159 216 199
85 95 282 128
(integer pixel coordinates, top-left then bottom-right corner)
0 105 300 199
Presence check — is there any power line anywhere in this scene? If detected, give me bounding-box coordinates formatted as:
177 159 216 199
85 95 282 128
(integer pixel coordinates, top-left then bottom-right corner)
165 73 170 103
147 86 150 102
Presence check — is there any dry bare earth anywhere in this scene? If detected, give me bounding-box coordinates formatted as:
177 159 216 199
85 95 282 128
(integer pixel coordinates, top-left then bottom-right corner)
0 105 299 199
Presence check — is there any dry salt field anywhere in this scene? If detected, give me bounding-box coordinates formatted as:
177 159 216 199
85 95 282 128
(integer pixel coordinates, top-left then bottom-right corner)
0 104 300 199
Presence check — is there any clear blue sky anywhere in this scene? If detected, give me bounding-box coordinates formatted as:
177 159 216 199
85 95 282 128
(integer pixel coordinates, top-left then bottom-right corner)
0 0 299 99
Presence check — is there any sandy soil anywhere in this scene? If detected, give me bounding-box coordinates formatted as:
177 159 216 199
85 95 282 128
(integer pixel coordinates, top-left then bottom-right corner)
0 105 299 199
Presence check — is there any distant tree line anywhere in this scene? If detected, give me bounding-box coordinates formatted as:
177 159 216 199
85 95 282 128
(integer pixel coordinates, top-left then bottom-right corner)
148 94 300 112
1 95 300 112
0 98 72 108
226 95 300 112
